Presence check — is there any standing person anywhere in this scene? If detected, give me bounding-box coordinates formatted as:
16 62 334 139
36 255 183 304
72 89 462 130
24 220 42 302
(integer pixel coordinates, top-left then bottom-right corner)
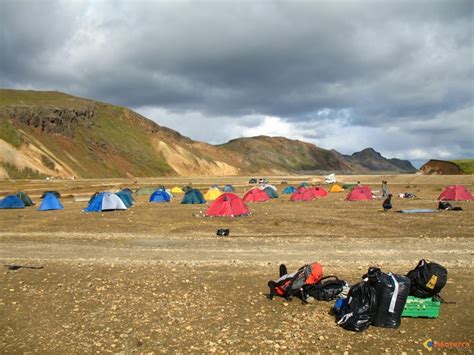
382 180 388 198
383 194 393 212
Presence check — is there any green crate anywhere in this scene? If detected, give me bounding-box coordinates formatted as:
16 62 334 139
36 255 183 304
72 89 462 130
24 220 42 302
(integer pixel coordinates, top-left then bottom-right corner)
402 296 440 318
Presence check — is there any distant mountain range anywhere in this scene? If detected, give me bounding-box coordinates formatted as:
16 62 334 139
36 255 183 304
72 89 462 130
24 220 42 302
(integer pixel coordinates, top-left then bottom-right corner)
0 89 416 179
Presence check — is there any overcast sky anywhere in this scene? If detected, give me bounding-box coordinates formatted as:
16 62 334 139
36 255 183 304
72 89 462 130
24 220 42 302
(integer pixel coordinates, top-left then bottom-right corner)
1 0 473 164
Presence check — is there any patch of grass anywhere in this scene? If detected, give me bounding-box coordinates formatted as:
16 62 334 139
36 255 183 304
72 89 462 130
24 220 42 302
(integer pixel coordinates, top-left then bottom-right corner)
0 89 90 107
451 159 474 174
0 117 23 147
40 154 56 170
1 162 47 179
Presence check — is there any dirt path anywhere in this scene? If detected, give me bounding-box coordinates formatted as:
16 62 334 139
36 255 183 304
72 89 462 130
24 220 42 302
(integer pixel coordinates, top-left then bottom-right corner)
0 234 472 268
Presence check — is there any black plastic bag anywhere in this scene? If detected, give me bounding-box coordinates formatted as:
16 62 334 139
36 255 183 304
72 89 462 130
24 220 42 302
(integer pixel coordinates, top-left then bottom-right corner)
366 267 411 328
336 280 377 332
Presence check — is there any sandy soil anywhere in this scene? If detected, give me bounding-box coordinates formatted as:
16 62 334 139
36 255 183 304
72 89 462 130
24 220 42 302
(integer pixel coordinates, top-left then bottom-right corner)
0 174 473 353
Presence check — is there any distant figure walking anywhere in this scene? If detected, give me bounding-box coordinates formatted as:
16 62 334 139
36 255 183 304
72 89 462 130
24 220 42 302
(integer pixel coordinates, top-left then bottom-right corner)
382 180 389 198
383 194 393 212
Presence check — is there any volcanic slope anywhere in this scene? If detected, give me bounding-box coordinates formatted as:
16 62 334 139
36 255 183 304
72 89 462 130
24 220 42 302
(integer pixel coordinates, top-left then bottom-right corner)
0 90 241 179
0 89 415 178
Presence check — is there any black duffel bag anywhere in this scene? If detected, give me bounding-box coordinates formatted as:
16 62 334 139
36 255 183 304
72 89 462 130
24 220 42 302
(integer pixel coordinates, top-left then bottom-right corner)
406 259 447 298
306 276 346 301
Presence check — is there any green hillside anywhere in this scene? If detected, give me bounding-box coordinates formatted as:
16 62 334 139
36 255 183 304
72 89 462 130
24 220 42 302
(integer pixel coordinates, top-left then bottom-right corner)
452 159 474 174
0 90 174 178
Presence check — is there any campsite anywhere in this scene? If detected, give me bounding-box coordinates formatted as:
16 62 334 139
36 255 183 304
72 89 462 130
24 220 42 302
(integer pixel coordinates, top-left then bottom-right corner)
1 173 473 353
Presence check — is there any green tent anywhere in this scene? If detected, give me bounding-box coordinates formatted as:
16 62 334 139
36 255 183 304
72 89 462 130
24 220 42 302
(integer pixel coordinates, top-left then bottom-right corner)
16 191 34 206
342 183 357 190
263 187 279 199
135 187 156 196
181 188 206 204
116 190 133 207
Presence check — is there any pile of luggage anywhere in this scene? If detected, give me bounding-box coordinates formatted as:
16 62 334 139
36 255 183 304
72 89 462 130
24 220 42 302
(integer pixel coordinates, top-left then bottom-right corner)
268 259 447 332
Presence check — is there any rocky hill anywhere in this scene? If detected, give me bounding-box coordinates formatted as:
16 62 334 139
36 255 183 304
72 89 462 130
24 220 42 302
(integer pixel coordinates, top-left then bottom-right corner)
218 136 367 173
419 160 466 175
347 148 417 173
0 89 416 179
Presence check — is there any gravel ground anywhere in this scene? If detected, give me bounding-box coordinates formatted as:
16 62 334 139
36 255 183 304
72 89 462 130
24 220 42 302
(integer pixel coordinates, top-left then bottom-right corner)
1 175 473 352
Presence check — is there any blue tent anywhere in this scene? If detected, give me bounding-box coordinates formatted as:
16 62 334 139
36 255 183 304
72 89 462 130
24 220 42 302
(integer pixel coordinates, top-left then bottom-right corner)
0 195 25 209
181 188 206 204
84 192 127 212
282 186 296 194
223 184 235 192
38 193 64 211
149 189 171 203
116 190 134 207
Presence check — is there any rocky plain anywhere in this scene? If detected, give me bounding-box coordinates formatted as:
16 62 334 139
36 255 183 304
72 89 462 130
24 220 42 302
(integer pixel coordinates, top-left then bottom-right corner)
1 174 473 353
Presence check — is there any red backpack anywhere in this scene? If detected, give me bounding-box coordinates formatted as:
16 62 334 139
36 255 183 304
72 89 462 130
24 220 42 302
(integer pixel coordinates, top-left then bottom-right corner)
268 262 324 300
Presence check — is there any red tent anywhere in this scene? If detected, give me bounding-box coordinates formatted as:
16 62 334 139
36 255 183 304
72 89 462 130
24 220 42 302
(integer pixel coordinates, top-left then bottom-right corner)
243 188 269 203
290 189 316 201
346 186 373 201
437 185 473 201
206 193 250 217
310 186 328 197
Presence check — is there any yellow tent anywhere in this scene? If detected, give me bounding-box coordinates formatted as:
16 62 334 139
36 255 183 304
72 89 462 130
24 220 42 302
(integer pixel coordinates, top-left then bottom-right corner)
204 188 222 201
329 184 343 193
171 186 183 194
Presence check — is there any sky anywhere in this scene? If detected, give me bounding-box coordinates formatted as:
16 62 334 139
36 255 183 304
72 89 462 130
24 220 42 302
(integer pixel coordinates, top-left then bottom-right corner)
1 0 473 165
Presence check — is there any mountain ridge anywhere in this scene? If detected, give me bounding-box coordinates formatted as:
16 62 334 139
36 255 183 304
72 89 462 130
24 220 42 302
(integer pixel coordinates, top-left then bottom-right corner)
0 89 416 179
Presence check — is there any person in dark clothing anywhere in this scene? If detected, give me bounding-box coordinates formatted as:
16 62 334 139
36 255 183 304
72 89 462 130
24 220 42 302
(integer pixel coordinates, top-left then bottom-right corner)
382 180 389 198
383 194 393 212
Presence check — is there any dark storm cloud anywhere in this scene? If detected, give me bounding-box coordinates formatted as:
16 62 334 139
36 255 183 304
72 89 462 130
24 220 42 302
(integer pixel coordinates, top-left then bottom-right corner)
1 0 473 160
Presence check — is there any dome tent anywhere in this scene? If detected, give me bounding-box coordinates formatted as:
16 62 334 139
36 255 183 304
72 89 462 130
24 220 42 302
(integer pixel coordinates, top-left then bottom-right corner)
206 193 250 217
181 188 206 204
116 190 134 207
38 193 64 211
263 186 279 199
135 187 156 196
223 184 235 192
121 188 134 195
17 191 34 206
437 185 473 201
41 191 60 198
84 192 127 212
149 189 171 203
171 186 184 194
346 186 373 201
282 186 296 194
329 184 343 193
0 195 25 209
290 189 316 201
243 188 269 203
310 186 328 197
204 188 222 201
